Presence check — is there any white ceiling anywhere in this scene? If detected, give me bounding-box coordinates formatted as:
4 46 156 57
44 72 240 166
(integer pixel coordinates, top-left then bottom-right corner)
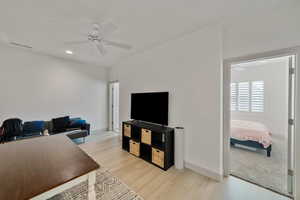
0 0 298 67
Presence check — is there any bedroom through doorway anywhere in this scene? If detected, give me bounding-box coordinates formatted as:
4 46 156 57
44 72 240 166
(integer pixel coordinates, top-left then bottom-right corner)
228 55 295 196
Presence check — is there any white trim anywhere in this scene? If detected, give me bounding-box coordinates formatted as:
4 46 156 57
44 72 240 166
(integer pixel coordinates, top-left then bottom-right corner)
223 60 231 177
108 82 114 131
30 170 97 200
108 81 120 132
224 46 300 65
294 49 300 199
223 46 300 198
184 161 223 181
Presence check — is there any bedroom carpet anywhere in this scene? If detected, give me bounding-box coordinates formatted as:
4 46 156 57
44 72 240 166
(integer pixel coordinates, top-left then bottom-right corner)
230 135 288 194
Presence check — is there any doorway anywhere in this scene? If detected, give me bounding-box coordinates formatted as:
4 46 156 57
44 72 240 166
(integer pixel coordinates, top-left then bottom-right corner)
223 51 297 197
109 81 119 132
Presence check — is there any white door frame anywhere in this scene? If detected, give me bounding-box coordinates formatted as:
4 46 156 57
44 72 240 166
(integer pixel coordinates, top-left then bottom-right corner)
223 46 300 198
108 81 119 132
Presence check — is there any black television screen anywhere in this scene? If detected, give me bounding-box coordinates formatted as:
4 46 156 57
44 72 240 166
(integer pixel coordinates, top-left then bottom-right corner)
131 92 169 125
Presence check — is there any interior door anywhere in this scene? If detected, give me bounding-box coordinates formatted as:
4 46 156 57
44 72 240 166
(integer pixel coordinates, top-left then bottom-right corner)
112 82 119 132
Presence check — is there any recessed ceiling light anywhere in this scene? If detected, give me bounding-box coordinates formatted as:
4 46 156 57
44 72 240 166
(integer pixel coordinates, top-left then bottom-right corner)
65 50 73 55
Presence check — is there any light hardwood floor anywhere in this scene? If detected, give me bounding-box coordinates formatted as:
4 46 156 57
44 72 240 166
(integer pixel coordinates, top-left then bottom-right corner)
79 133 291 200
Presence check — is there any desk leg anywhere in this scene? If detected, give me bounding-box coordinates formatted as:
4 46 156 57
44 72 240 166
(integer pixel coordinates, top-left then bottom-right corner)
88 171 96 200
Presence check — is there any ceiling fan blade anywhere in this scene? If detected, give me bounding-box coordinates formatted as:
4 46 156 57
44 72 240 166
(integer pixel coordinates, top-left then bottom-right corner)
92 22 117 37
64 40 89 45
103 40 132 50
102 22 118 36
95 40 106 55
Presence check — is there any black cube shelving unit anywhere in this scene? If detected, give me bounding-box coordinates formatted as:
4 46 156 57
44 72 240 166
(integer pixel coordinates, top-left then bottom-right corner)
122 136 130 152
122 120 174 170
140 143 152 162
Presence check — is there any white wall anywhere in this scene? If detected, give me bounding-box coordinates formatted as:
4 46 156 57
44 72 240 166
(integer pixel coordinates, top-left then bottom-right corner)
106 2 300 195
0 44 108 131
108 2 300 192
231 58 289 139
110 25 223 177
223 2 300 59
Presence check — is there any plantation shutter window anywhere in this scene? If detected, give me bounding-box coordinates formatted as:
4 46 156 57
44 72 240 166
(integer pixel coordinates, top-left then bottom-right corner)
238 82 250 112
231 83 237 111
251 81 264 112
231 81 265 112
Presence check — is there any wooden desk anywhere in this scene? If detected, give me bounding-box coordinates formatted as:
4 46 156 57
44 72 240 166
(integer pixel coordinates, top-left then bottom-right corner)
0 135 100 200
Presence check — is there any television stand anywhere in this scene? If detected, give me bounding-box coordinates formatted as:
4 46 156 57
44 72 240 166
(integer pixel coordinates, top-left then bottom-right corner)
122 120 174 170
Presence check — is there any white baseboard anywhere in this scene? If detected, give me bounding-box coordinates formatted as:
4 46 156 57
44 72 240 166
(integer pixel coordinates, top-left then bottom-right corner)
184 161 223 181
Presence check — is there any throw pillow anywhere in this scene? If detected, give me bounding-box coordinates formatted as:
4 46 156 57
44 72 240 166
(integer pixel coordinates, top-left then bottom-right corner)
69 118 86 128
23 121 45 136
0 127 4 137
52 116 70 133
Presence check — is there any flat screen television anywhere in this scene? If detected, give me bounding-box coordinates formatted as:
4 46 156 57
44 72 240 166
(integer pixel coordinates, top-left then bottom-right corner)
131 92 169 125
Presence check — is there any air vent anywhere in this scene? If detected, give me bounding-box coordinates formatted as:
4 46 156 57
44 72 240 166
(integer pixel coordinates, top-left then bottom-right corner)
9 42 33 49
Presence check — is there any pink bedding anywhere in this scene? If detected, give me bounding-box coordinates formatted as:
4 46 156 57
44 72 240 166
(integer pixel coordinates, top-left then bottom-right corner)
231 120 272 148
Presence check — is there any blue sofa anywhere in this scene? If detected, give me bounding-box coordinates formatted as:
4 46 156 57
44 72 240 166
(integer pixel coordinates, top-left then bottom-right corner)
0 116 90 142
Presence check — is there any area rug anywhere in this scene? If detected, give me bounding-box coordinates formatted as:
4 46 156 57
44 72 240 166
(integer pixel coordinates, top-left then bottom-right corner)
49 169 144 200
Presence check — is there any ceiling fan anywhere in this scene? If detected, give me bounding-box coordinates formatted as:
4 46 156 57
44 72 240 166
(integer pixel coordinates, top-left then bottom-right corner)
0 32 33 49
65 22 132 56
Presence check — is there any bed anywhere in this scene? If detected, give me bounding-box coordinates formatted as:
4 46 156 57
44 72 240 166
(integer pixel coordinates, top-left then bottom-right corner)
230 120 272 157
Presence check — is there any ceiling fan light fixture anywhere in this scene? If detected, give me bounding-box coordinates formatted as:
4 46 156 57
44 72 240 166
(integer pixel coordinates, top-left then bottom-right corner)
63 22 132 56
65 50 73 55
